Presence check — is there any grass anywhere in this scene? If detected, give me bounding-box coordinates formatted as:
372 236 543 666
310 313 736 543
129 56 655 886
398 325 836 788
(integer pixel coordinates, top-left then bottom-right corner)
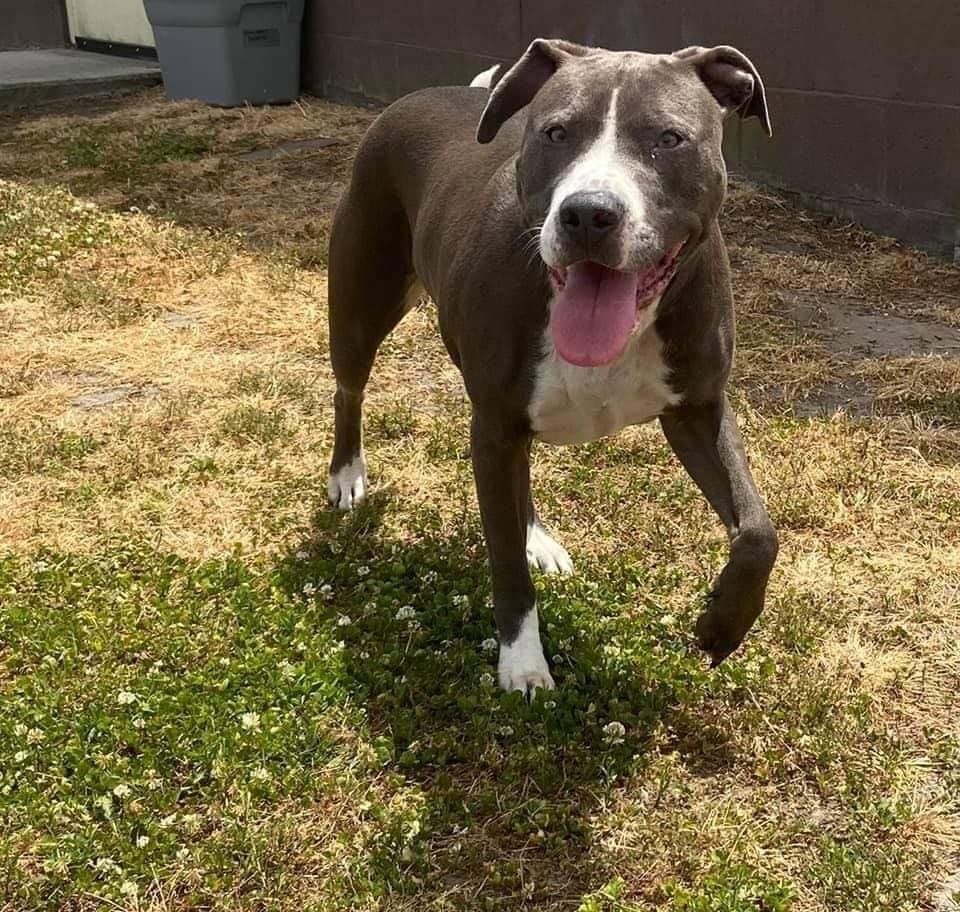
0 88 959 910
218 403 293 446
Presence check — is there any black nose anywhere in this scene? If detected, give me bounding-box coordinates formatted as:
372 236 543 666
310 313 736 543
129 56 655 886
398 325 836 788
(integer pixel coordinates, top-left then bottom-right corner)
558 191 624 242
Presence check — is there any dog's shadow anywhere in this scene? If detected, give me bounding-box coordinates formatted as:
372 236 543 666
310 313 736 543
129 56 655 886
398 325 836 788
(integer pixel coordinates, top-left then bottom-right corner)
274 489 730 903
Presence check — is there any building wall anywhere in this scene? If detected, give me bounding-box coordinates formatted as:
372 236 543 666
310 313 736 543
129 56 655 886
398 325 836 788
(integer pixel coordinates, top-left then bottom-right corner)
0 0 69 49
302 0 959 257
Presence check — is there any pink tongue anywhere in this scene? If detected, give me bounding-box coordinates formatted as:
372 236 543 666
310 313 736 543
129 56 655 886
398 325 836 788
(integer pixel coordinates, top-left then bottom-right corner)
550 262 640 367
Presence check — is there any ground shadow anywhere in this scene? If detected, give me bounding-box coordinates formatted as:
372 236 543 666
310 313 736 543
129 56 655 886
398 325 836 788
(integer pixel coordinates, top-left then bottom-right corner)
0 86 376 268
268 494 725 907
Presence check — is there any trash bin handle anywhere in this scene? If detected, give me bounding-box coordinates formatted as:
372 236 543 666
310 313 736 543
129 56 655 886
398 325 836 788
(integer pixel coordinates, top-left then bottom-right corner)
239 1 301 24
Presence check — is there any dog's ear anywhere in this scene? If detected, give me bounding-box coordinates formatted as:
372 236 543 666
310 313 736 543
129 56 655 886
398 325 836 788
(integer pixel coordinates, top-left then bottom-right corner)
674 45 772 137
476 39 589 144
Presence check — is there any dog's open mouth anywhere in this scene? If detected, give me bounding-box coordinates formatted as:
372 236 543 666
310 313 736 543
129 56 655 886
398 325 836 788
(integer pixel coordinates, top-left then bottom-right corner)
547 240 686 367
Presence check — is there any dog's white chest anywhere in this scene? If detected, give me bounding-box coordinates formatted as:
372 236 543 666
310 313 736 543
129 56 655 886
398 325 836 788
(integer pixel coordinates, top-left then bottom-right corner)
529 327 681 445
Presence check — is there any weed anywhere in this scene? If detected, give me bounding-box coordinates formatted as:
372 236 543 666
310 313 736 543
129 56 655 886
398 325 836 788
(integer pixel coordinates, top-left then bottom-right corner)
218 404 293 446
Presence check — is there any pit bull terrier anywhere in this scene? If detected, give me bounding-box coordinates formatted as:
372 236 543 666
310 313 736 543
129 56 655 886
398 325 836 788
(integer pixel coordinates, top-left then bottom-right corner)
326 39 779 696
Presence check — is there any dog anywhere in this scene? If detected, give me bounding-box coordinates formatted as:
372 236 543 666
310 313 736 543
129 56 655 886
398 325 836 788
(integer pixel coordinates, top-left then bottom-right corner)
326 39 778 697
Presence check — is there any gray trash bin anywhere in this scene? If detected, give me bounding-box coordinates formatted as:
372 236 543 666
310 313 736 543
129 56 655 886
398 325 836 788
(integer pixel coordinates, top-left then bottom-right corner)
144 0 304 106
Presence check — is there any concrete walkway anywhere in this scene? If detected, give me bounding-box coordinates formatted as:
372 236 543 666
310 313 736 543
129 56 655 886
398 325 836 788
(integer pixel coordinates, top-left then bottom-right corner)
0 49 160 111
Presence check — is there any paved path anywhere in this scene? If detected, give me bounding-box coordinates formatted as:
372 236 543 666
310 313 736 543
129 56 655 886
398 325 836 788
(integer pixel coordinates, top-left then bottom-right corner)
0 48 160 111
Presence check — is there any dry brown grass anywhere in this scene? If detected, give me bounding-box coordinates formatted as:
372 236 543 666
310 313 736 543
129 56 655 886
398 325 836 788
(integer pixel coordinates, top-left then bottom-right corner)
1 87 959 911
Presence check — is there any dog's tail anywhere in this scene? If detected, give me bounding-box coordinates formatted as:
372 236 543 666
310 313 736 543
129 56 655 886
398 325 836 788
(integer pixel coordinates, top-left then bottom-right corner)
469 64 501 90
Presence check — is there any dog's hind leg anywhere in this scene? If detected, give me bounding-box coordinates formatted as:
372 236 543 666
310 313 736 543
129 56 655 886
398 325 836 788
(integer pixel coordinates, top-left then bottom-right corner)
327 194 416 510
526 504 573 574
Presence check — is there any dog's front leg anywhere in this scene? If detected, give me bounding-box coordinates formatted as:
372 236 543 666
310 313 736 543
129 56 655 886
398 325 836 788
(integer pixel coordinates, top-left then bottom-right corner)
660 397 778 665
471 414 554 696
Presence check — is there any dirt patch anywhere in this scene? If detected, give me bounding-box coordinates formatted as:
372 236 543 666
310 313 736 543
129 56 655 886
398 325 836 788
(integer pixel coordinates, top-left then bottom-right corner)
763 290 960 419
236 136 345 162
72 382 159 410
161 310 202 329
783 290 960 358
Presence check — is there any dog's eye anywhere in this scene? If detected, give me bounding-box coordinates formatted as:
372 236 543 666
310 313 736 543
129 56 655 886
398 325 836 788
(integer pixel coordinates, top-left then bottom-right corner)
657 130 685 149
544 124 567 144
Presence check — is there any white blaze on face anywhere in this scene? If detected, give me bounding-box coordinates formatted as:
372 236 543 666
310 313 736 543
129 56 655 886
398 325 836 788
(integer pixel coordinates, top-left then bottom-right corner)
539 87 647 269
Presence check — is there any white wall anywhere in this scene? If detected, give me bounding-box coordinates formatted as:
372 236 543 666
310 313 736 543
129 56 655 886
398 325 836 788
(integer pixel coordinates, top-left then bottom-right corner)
66 0 155 47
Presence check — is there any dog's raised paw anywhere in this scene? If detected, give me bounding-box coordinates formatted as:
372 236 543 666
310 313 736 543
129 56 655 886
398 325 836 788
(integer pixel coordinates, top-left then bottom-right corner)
695 577 766 666
526 523 574 574
327 454 368 511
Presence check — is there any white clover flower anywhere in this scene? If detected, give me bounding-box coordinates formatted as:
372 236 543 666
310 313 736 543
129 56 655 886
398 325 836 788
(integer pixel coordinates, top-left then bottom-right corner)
302 582 316 596
13 750 29 763
395 605 417 621
319 584 333 599
119 881 138 897
117 690 137 706
113 784 131 799
336 614 352 627
480 637 498 654
13 723 28 738
94 857 120 874
144 769 162 790
357 565 370 577
240 712 261 731
497 725 514 737
544 700 557 710
452 594 470 608
479 672 494 687
602 721 626 744
295 550 309 561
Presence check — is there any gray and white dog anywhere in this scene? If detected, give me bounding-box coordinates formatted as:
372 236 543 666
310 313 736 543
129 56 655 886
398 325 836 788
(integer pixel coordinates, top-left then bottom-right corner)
326 39 778 697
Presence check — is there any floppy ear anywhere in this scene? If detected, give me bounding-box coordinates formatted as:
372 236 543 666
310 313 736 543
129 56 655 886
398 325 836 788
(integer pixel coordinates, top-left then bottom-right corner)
476 38 589 144
674 45 772 136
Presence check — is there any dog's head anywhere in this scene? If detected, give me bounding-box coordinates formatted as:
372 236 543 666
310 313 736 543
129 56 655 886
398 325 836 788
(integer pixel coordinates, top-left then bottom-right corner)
476 40 771 367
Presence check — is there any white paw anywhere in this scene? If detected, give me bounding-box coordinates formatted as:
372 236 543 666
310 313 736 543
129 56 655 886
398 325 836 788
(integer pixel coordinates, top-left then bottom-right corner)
327 454 367 511
497 608 555 696
526 522 574 574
